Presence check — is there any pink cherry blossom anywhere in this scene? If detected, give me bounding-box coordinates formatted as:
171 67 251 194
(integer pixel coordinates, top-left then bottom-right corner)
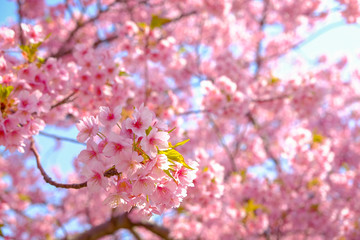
0 27 15 49
140 128 170 157
98 106 122 128
125 104 154 137
2 1 360 239
114 149 143 179
76 116 99 142
132 176 156 196
102 133 132 160
81 161 108 193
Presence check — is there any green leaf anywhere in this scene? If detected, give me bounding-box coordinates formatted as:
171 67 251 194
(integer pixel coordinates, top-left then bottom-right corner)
177 206 186 213
310 203 319 212
160 148 194 170
269 76 280 85
312 133 324 144
240 169 247 182
118 71 130 77
243 199 266 220
163 169 177 183
46 233 54 240
0 85 13 102
20 40 46 63
178 47 187 54
37 57 45 63
150 15 171 29
168 127 176 133
45 33 52 40
341 162 350 171
18 193 31 202
170 139 189 148
137 22 147 29
146 126 153 136
307 178 320 189
36 57 46 68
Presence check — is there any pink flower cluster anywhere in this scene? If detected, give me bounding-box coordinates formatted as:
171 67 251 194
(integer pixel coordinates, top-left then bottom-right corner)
201 76 249 117
0 82 48 153
76 104 198 217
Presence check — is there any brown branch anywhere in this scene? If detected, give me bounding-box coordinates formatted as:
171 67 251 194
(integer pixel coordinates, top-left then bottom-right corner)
50 91 78 110
73 213 132 240
165 10 197 26
56 219 69 240
251 94 289 103
16 0 24 45
30 138 88 189
133 221 171 240
51 0 119 58
208 115 237 172
30 138 121 189
65 0 75 20
176 109 208 116
93 35 118 48
253 0 269 81
52 8 197 59
245 112 282 174
73 213 171 240
39 131 86 145
129 227 142 240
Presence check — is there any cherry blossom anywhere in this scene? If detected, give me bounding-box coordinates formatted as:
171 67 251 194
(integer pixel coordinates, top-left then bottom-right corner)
1 0 360 239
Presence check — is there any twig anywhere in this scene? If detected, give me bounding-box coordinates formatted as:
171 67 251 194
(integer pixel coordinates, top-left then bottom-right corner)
253 0 269 81
251 94 289 103
39 131 86 145
245 112 282 174
208 115 237 172
51 0 119 58
50 91 78 110
30 138 120 189
165 10 197 26
30 138 88 189
65 0 75 20
16 0 24 45
93 35 118 48
56 219 69 240
176 109 207 116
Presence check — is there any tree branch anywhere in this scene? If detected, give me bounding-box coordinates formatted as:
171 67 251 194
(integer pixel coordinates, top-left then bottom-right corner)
50 90 78 110
30 138 121 189
73 213 131 240
176 109 207 116
208 115 237 172
134 221 171 240
245 112 282 174
51 0 119 58
129 227 142 240
30 138 88 189
39 131 86 145
253 0 269 81
16 0 24 45
73 213 172 240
